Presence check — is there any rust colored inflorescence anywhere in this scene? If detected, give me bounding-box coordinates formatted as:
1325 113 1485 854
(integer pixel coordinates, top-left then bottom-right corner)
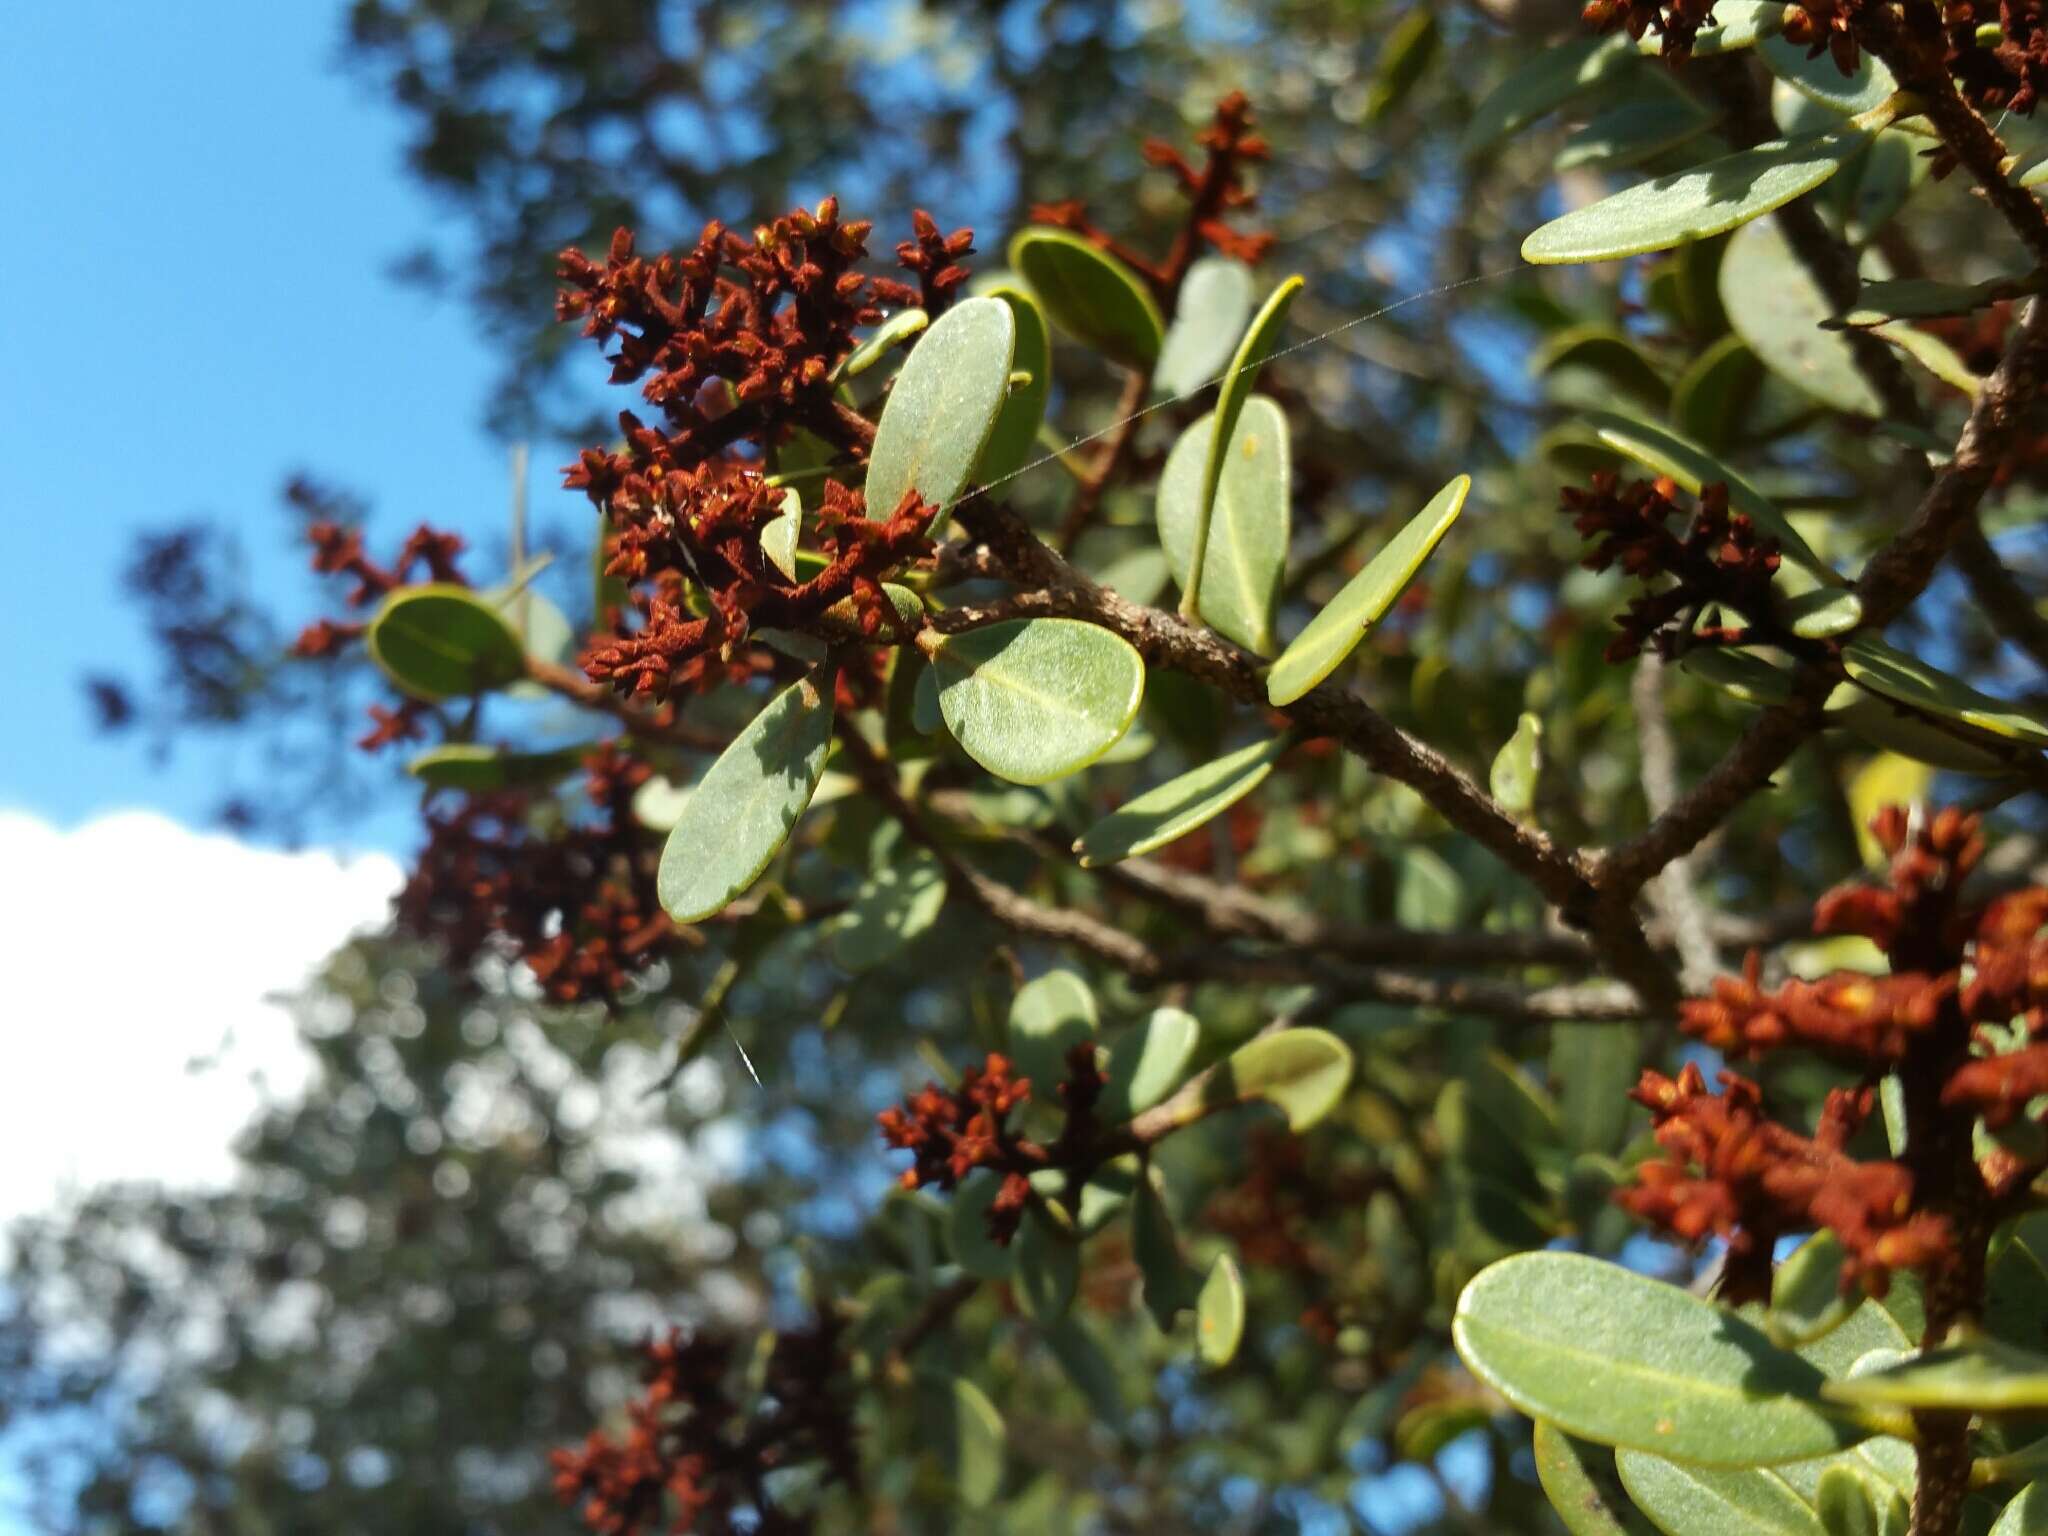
394 743 673 1003
1027 91 1275 290
1560 473 1780 662
1621 806 2048 1301
552 1317 858 1536
877 1043 1109 1247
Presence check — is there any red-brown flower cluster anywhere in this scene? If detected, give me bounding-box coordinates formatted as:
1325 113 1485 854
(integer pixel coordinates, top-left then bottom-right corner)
1028 90 1274 292
1945 0 2048 115
395 743 673 1003
877 1043 1112 1246
1621 1064 1950 1301
552 1317 857 1536
1581 0 1722 60
1561 473 1781 661
894 208 976 314
1623 807 2048 1301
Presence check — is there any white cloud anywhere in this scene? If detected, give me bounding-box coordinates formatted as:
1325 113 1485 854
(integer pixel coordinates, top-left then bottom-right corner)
0 809 402 1227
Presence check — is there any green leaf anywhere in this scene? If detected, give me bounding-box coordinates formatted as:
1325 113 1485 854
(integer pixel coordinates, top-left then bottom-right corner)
1098 1007 1201 1123
829 852 947 971
1522 127 1872 266
1557 98 1720 175
1075 736 1287 867
1783 588 1864 639
1131 1169 1198 1330
366 584 530 700
1673 334 1766 451
1453 1252 1869 1465
925 618 1146 784
1615 1451 1828 1535
1200 1028 1354 1132
657 670 836 922
948 1170 1018 1282
1762 34 1897 115
1534 1423 1663 1536
1008 228 1163 370
1153 256 1256 399
1584 411 1832 577
1990 1483 2048 1536
1368 7 1441 121
1158 397 1292 653
950 1377 1006 1507
1040 1317 1126 1426
762 487 802 581
1008 970 1098 1093
1834 276 2024 324
1552 1020 1639 1155
405 742 589 791
1197 1254 1246 1368
1014 1209 1078 1323
1463 34 1635 156
1829 684 2026 775
1770 1234 1854 1349
1491 712 1543 814
1184 278 1303 624
1823 1337 2048 1412
1534 324 1672 405
1842 637 2048 748
1722 219 1881 416
865 294 1016 532
976 284 1052 484
1266 475 1470 706
1815 1464 1887 1536
834 306 928 382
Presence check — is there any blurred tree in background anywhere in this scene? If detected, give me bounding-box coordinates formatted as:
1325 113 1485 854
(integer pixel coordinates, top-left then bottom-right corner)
31 0 2048 1533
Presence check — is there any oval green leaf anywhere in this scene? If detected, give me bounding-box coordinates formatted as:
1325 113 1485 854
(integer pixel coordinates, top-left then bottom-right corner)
1616 1451 1827 1536
1098 1007 1201 1122
1014 1209 1079 1323
1557 97 1720 175
366 584 530 700
1008 969 1098 1093
1842 637 2048 747
1534 1422 1664 1536
1490 711 1543 815
406 742 590 792
950 1377 1006 1507
948 1169 1018 1282
1008 228 1163 371
1266 475 1470 706
1673 334 1766 450
1463 34 1635 156
1184 279 1303 624
656 670 837 923
1197 1254 1246 1368
762 487 802 581
1644 0 1784 54
1522 128 1871 266
976 283 1051 483
1816 1464 1887 1536
834 306 928 383
1153 256 1257 398
926 618 1146 784
1076 735 1287 867
1158 396 1292 653
1454 1252 1868 1465
865 295 1016 531
1991 1484 2048 1536
1822 1337 2048 1412
1201 1028 1354 1132
1131 1169 1198 1330
830 851 947 971
1762 34 1897 115
1770 1233 1853 1349
1722 219 1882 416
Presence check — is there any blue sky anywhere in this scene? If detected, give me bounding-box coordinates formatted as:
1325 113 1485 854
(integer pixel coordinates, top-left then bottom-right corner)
0 7 524 844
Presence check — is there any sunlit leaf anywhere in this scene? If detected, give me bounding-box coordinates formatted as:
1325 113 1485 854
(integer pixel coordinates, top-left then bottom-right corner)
1075 735 1287 866
1453 1252 1868 1464
1722 219 1882 415
830 851 947 971
925 618 1146 784
1199 1028 1354 1132
1534 1423 1662 1536
1990 1483 2048 1536
1157 397 1291 653
1098 1007 1202 1122
1463 34 1635 156
1823 1336 2048 1411
1153 256 1256 399
1615 1451 1827 1535
762 487 802 581
1490 712 1543 814
405 742 590 791
367 584 530 700
1267 475 1469 706
866 295 1016 532
974 283 1052 484
1770 1233 1854 1348
657 670 837 923
1008 969 1098 1093
1197 1254 1246 1368
1008 228 1163 370
1523 128 1872 265
1842 637 2048 748
1762 34 1897 115
834 306 928 382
